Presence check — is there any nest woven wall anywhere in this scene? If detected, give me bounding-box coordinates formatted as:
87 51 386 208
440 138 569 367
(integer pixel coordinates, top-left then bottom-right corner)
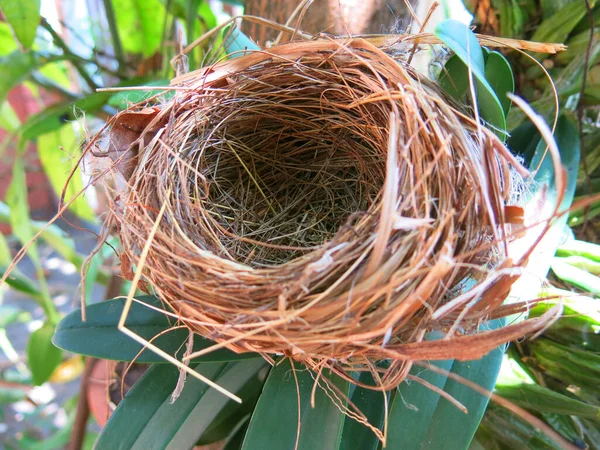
94 37 552 389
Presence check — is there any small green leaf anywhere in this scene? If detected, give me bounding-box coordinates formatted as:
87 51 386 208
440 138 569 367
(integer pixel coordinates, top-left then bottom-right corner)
0 0 41 50
242 358 349 450
52 295 260 363
95 358 267 450
0 50 38 109
27 321 63 385
435 20 507 137
485 51 514 116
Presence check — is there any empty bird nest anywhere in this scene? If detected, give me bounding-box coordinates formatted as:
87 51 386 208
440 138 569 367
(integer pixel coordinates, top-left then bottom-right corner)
88 29 563 391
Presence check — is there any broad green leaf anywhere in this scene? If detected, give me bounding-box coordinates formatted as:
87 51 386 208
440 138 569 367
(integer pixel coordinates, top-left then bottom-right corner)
439 54 471 102
224 27 260 58
532 1 597 49
494 383 600 419
242 358 350 450
112 0 166 58
339 372 387 450
509 115 581 295
27 321 63 385
387 321 505 450
37 123 96 222
197 362 266 445
0 50 38 104
0 0 41 50
52 295 260 363
485 51 514 116
94 358 267 450
434 20 506 137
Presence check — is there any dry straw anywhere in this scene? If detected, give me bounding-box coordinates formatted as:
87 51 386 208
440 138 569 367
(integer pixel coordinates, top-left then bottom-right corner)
90 24 565 397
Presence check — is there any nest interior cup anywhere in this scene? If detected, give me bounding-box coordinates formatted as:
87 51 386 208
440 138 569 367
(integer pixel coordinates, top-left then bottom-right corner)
100 38 542 387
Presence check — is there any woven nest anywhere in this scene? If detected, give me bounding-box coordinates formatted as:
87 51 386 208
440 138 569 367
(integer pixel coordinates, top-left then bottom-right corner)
94 37 553 389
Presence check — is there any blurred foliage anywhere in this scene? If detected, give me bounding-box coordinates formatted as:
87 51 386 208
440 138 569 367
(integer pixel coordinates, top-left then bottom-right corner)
463 0 600 232
463 1 600 448
0 0 224 447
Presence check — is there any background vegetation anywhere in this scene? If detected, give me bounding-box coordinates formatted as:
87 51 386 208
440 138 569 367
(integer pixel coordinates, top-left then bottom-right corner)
0 0 597 449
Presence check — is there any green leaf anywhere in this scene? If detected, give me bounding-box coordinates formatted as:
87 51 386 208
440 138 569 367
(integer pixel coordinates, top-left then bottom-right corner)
242 358 350 450
494 382 600 419
387 322 505 450
0 22 19 56
52 295 260 363
556 240 600 263
477 402 563 450
530 339 600 394
0 100 21 132
27 321 63 385
108 79 171 110
94 358 267 450
224 27 260 58
112 0 166 58
37 123 96 222
0 0 41 50
485 51 514 116
434 20 507 137
551 258 600 295
22 91 112 140
5 156 57 322
532 0 597 49
0 50 38 104
339 372 387 450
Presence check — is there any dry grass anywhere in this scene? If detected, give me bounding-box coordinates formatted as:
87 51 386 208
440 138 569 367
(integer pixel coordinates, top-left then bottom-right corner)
90 36 558 394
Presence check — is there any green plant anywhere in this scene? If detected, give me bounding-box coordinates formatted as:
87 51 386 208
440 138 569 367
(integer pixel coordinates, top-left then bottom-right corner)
0 2 593 450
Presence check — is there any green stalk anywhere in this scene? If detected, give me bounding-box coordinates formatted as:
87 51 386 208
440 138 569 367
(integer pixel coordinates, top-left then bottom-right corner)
101 0 125 72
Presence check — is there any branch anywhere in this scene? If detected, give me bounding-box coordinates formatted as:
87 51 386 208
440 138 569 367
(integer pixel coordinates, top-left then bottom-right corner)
40 19 99 91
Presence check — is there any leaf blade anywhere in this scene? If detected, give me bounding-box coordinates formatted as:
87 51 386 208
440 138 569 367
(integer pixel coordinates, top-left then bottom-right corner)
52 296 260 363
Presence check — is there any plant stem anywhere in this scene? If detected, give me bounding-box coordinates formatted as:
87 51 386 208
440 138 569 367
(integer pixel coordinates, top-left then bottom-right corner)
101 0 126 72
40 19 99 91
67 357 94 450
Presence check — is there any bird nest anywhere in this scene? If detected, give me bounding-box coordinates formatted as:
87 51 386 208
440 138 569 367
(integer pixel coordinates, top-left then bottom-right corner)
92 37 554 389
